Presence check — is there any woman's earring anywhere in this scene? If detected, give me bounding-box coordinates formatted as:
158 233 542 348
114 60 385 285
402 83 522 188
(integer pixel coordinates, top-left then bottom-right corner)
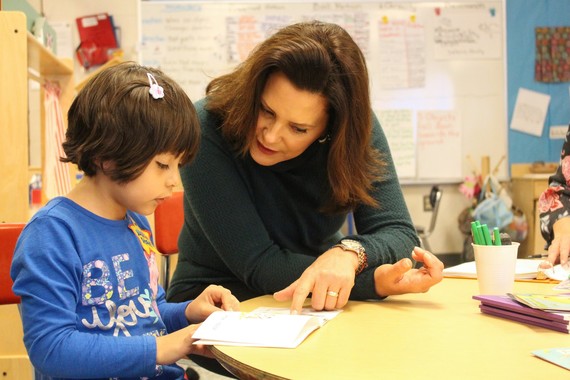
318 134 330 144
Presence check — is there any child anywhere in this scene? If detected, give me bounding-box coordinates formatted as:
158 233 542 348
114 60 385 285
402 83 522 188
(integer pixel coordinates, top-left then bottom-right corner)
10 61 239 380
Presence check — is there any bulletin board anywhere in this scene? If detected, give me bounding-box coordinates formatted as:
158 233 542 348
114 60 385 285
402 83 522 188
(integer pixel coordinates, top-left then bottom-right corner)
506 0 570 166
140 0 507 182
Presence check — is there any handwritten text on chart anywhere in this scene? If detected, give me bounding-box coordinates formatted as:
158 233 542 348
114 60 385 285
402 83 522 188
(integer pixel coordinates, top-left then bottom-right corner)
417 111 461 179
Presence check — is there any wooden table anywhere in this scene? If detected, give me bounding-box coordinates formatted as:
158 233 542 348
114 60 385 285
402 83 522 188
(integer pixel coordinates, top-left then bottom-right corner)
212 278 569 379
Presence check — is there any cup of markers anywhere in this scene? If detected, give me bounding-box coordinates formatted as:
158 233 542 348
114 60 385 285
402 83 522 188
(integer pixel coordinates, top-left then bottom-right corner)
471 220 520 295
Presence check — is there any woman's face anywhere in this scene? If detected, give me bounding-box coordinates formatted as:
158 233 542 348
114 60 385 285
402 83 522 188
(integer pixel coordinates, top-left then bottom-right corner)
249 71 329 166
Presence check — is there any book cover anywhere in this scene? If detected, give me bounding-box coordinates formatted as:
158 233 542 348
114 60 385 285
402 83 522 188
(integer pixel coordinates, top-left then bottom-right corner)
510 293 570 312
473 294 570 323
532 347 570 371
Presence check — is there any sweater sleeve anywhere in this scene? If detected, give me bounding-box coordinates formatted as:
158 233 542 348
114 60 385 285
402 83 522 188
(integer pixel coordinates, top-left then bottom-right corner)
156 286 190 332
11 219 158 379
538 124 570 246
349 114 421 300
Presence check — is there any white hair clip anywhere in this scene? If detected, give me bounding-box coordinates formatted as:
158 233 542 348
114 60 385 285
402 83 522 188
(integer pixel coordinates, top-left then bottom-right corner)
147 73 164 99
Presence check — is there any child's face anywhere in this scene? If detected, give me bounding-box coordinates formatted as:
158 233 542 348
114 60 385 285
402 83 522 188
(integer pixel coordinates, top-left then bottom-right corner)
113 153 182 216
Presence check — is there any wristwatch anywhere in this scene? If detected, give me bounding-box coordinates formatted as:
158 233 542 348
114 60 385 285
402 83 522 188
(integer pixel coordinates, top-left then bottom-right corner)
332 239 368 275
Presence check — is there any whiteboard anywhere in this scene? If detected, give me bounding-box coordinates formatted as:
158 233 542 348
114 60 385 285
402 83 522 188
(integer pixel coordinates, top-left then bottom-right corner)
140 1 507 182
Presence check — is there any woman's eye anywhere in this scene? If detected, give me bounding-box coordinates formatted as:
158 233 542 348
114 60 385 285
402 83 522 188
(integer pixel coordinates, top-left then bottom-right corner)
260 105 273 116
292 125 308 134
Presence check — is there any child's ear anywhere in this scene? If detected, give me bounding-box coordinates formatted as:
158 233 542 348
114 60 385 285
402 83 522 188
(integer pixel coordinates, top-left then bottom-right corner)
99 160 115 173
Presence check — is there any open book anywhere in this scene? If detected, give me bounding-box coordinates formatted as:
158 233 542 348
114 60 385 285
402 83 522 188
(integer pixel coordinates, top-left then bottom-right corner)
192 307 341 348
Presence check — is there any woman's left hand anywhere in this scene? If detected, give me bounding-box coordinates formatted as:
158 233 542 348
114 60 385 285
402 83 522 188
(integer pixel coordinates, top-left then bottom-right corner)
373 246 444 297
273 247 358 314
184 284 240 324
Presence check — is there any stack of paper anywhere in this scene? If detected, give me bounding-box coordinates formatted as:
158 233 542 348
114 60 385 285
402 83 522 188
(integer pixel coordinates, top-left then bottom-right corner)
473 294 570 333
192 307 341 348
444 259 546 280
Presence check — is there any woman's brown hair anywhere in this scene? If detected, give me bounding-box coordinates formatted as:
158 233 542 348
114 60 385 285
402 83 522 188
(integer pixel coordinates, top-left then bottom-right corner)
205 21 385 213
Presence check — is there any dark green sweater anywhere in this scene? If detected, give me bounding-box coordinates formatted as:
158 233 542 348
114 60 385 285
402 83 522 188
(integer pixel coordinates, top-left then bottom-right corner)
167 98 419 301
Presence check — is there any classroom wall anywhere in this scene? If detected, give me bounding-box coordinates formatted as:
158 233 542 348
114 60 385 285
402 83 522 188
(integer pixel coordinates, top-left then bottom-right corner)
506 0 570 165
23 0 490 257
28 0 568 256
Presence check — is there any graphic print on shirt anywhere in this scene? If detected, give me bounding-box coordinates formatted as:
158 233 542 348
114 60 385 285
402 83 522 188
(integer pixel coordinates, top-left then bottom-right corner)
81 254 159 336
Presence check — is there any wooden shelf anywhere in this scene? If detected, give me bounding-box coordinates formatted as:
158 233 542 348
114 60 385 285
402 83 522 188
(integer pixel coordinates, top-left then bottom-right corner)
26 32 73 76
1 11 75 222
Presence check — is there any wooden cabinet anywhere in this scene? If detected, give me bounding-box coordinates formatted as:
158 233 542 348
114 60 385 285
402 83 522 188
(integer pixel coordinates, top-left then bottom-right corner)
1 11 74 380
0 11 74 223
510 175 549 258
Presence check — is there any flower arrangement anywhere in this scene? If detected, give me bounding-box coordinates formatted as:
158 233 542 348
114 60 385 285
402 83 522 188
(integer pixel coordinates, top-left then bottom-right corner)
458 174 482 206
457 156 527 261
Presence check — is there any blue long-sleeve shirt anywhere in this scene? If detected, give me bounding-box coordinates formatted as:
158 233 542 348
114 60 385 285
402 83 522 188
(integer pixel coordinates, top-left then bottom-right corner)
11 197 191 380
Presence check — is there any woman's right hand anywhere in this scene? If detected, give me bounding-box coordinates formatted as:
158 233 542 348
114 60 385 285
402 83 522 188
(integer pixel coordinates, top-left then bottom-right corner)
155 324 213 365
273 247 358 314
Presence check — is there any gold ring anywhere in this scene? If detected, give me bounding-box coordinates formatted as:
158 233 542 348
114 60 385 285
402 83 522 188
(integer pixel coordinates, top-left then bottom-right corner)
327 290 339 297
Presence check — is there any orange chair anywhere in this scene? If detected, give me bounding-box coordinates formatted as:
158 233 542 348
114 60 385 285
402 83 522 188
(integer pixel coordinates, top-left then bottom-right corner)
0 223 25 305
154 191 184 291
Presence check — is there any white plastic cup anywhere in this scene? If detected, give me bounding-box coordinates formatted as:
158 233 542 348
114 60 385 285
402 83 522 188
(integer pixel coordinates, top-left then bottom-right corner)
472 242 520 295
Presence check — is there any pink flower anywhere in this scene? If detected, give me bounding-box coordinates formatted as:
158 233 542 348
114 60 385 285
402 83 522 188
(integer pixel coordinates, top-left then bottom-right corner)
459 175 481 200
538 186 564 213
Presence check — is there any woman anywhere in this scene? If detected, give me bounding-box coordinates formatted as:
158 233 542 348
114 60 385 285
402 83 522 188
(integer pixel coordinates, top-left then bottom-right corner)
168 21 443 314
539 123 570 270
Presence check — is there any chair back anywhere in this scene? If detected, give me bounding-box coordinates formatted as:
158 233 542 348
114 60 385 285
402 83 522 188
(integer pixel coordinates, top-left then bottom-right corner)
154 191 184 255
0 223 25 304
154 191 184 290
415 186 443 252
426 185 443 234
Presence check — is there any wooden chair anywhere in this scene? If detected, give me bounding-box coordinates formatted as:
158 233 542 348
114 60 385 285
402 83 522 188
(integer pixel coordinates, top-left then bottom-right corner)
0 223 25 305
154 191 184 291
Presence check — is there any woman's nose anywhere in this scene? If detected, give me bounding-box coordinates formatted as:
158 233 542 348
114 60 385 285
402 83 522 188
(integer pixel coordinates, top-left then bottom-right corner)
263 121 282 143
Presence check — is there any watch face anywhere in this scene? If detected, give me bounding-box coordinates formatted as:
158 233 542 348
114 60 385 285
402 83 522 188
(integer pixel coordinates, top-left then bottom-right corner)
341 239 362 250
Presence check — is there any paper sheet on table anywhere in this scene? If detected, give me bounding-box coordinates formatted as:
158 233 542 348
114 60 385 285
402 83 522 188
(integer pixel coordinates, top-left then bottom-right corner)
443 259 545 280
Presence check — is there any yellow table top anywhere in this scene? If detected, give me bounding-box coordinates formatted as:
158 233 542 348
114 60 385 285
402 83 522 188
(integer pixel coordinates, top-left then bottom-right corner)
212 278 569 380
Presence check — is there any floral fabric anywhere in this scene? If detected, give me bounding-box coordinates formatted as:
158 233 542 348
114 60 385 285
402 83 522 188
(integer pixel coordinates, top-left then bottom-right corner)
535 26 570 83
539 124 570 246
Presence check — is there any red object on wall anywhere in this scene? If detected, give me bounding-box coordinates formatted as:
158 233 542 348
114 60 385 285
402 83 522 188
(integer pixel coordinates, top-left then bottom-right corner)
75 13 118 69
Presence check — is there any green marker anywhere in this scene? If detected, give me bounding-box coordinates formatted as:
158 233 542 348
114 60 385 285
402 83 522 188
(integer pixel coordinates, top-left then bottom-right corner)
481 224 493 245
473 220 483 245
493 227 501 246
471 221 482 245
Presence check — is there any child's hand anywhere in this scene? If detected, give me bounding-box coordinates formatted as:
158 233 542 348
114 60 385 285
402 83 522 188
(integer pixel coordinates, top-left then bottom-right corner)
185 284 240 323
155 324 213 365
